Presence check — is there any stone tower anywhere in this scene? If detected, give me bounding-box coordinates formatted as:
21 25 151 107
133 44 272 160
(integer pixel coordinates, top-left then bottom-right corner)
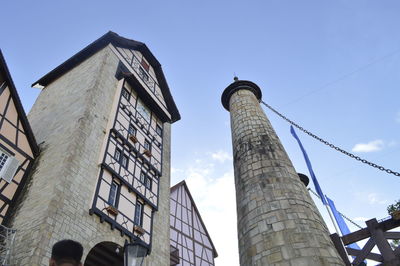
221 79 344 265
9 32 180 265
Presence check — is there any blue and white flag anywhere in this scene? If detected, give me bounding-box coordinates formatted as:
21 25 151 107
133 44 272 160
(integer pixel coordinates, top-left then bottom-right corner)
290 125 327 205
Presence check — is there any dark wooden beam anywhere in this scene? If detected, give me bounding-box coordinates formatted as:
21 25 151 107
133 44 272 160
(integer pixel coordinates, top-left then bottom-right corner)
366 219 396 261
352 238 375 266
329 233 351 266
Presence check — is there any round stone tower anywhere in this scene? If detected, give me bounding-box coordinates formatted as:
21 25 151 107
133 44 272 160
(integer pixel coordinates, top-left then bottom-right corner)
221 79 344 265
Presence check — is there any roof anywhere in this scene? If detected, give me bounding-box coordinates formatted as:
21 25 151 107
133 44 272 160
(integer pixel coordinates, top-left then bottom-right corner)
171 180 218 258
32 31 180 123
0 50 39 157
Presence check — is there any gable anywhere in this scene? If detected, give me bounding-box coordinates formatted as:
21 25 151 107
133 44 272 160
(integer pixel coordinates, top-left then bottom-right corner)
170 181 217 266
31 31 180 123
112 45 169 118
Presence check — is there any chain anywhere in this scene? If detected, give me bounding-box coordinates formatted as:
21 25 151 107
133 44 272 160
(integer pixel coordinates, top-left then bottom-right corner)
308 189 363 229
261 101 400 177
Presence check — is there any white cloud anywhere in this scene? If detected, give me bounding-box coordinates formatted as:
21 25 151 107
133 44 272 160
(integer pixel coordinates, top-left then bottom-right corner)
210 150 232 163
171 167 183 174
367 193 388 205
352 139 384 153
353 217 368 222
174 152 239 266
396 111 400 123
186 170 239 266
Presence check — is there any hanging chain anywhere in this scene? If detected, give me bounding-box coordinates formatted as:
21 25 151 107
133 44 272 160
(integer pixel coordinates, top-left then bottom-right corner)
261 101 400 177
308 189 363 229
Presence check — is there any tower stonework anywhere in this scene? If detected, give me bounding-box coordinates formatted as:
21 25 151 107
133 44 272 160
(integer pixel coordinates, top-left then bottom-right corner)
221 80 344 266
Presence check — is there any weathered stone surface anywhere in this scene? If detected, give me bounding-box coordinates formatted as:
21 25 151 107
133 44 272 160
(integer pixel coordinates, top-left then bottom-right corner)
223 82 344 266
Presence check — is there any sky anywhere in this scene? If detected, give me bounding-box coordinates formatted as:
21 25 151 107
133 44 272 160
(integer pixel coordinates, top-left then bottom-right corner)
1 1 400 265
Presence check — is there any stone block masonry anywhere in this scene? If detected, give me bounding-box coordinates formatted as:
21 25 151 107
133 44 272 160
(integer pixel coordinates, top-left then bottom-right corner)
222 80 344 266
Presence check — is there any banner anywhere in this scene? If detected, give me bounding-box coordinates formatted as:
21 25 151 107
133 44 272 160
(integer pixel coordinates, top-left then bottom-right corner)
290 125 327 205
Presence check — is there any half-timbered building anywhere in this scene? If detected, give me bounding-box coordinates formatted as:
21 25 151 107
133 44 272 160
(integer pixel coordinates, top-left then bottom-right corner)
170 181 218 266
8 32 180 265
0 51 38 226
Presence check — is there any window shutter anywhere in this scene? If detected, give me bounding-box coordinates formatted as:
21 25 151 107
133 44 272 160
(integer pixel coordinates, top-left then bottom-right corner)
1 156 19 183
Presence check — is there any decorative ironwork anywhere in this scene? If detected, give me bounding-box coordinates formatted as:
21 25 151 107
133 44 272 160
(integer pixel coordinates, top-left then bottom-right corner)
261 101 400 177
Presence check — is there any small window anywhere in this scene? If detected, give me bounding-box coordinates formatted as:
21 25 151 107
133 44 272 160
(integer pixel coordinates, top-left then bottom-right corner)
137 99 151 122
128 124 136 136
115 149 121 162
139 67 149 81
144 140 151 151
145 176 152 190
108 181 119 207
140 171 146 183
0 150 19 183
121 88 130 100
134 201 144 226
140 59 150 71
156 124 163 136
0 153 9 172
121 154 129 169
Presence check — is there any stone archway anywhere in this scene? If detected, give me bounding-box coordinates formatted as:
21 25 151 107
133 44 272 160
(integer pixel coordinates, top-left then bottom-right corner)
84 241 124 266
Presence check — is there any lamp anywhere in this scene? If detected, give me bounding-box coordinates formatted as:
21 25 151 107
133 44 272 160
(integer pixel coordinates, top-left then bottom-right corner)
124 239 148 266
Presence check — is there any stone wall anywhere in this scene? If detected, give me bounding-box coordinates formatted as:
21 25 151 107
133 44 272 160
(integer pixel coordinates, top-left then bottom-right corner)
227 88 344 266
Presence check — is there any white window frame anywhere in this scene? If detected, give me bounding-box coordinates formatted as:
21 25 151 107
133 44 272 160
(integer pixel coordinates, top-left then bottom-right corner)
0 148 19 183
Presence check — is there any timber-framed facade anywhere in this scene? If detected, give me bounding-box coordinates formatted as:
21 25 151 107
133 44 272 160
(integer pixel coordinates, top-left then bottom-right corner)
0 50 38 225
170 181 217 266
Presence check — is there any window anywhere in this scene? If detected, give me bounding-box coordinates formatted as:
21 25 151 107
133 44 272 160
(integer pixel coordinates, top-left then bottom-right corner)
140 171 146 183
121 154 129 169
115 149 121 162
144 140 151 151
0 148 19 183
145 176 152 190
121 88 130 100
134 201 144 226
140 59 150 71
108 181 119 207
138 67 149 82
0 153 9 172
136 99 151 122
156 124 163 136
128 124 136 136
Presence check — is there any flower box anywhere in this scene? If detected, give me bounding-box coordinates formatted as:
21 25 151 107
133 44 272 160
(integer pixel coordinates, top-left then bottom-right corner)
129 135 138 143
105 205 119 216
143 149 152 157
133 225 145 236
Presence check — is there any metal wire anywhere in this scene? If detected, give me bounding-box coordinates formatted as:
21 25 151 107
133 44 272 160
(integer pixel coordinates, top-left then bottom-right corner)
261 101 400 177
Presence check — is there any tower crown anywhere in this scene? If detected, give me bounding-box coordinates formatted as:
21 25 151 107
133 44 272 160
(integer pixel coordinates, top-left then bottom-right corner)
221 79 262 111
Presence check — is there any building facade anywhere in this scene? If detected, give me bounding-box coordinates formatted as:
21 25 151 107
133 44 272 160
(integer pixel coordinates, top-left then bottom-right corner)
170 181 217 266
7 32 180 265
0 51 39 228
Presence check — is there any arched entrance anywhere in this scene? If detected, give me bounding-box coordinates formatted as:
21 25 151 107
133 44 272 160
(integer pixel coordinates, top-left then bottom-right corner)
84 241 124 266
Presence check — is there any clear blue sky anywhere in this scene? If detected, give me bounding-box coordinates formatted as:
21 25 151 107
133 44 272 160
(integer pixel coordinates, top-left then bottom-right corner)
2 1 400 265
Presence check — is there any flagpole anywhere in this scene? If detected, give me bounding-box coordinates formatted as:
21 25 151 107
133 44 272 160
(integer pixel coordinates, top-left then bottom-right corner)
325 204 341 236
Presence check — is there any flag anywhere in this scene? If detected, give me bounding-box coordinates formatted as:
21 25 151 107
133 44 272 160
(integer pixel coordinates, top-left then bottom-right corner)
290 125 327 205
326 196 362 251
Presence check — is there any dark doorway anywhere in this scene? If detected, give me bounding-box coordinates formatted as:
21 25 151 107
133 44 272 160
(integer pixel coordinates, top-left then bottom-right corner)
84 241 124 266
